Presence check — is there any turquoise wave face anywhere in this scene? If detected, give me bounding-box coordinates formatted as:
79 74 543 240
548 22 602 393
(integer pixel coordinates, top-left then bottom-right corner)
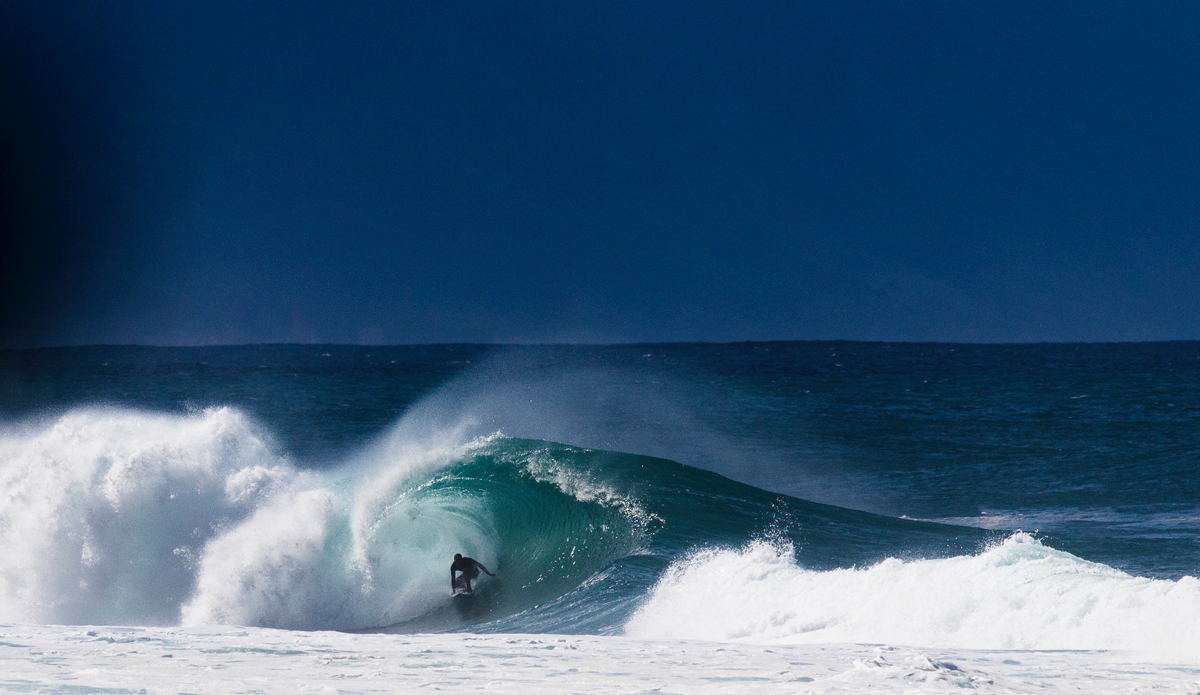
371 436 999 635
366 440 653 632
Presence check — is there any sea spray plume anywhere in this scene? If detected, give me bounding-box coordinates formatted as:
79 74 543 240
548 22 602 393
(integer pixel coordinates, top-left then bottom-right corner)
403 346 914 520
0 407 294 625
624 533 1200 658
379 347 798 499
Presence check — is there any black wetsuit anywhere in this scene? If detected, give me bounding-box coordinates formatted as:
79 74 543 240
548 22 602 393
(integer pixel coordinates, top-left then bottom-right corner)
450 556 494 593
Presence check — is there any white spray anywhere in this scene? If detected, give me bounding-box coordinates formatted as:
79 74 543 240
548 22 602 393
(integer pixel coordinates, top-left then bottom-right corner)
625 533 1200 658
0 407 293 625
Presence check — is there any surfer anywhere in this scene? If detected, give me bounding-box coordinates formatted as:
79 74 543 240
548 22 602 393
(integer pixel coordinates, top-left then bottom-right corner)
450 553 494 594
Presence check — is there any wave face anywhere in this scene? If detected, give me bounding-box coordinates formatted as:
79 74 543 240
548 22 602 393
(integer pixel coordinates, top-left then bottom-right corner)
2 402 1199 657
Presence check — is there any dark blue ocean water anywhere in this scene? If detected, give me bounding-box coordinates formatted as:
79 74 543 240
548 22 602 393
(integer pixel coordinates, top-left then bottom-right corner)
1 342 1197 634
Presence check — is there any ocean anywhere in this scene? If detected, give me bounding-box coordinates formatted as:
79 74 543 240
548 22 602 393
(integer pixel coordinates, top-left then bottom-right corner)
1 342 1198 693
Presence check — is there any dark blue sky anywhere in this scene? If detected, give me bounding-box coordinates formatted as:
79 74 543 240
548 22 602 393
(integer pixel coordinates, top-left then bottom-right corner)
3 1 1198 346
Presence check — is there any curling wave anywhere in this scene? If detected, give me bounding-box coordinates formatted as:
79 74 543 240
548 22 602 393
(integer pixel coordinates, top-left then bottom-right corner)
181 436 650 631
0 407 648 631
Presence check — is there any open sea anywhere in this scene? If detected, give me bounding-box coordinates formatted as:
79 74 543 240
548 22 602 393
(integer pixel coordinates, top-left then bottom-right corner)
2 342 1198 693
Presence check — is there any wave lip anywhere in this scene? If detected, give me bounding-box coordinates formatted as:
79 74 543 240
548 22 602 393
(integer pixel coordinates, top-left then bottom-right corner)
624 533 1200 658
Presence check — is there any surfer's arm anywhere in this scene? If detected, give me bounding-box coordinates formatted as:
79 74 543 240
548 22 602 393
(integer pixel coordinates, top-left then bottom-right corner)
477 562 495 576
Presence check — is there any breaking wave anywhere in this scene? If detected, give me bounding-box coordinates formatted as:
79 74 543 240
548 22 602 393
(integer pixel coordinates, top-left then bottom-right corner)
625 533 1200 657
2 406 1197 659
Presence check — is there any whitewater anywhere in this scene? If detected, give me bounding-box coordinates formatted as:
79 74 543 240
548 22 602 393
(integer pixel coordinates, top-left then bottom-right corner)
2 343 1198 693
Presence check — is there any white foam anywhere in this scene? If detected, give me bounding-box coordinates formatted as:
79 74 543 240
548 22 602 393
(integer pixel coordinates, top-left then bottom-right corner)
0 407 293 625
624 533 1200 659
2 626 1197 694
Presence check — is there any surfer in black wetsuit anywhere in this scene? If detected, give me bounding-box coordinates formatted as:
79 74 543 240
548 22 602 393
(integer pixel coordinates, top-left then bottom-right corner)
451 553 494 594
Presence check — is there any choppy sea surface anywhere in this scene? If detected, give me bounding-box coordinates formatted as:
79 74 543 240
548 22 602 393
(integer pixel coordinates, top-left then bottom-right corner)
2 342 1198 692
